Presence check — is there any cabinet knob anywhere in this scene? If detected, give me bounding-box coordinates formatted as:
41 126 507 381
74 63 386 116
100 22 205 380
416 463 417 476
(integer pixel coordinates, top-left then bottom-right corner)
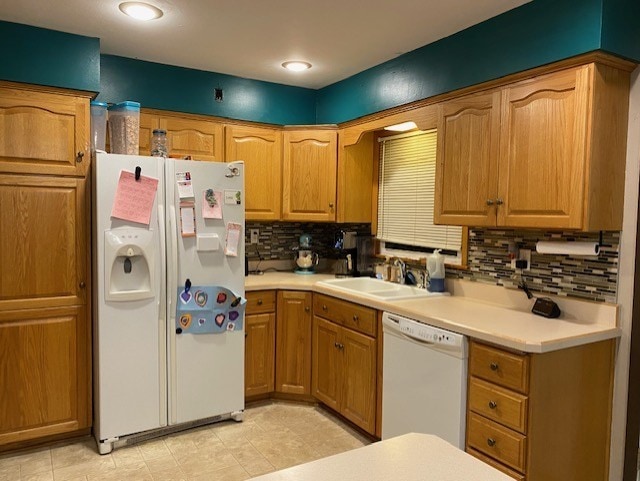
329 202 334 208
486 199 494 206
245 332 248 338
487 438 496 447
257 299 263 305
322 304 328 311
495 198 504 206
338 343 344 350
353 314 359 322
490 362 499 371
488 400 497 410
79 281 86 289
334 342 340 349
305 306 310 312
77 151 85 162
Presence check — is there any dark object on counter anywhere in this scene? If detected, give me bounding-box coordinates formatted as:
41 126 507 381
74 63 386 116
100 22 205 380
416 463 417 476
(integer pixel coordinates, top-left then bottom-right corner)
405 271 417 285
532 298 561 318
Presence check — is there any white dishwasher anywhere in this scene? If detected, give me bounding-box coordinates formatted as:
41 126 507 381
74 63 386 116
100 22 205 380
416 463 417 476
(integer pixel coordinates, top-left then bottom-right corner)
382 312 468 448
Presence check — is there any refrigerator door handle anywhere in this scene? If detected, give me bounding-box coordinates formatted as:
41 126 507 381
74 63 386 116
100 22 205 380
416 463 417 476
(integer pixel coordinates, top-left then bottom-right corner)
157 202 167 426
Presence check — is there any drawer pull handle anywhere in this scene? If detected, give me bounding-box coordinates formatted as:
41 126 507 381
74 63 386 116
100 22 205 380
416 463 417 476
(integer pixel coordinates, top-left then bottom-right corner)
490 362 499 371
487 438 496 447
322 305 328 311
353 315 359 322
257 299 263 305
488 400 497 410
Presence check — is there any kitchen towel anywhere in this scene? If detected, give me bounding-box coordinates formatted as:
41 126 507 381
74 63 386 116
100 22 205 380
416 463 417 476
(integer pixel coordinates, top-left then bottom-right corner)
535 241 600 256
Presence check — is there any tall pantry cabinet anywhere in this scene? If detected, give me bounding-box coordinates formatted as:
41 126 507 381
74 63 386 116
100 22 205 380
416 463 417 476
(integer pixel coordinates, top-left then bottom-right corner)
0 83 92 449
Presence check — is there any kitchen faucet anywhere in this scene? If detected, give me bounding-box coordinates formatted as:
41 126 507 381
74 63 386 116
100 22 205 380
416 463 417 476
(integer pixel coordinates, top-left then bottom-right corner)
392 257 406 285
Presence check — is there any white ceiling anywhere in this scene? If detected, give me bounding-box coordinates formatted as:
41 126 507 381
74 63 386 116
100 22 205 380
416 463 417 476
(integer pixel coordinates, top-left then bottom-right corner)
0 0 530 89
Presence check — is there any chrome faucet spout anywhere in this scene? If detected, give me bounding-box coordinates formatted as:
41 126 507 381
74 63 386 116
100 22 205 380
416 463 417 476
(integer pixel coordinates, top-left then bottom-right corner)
392 258 406 284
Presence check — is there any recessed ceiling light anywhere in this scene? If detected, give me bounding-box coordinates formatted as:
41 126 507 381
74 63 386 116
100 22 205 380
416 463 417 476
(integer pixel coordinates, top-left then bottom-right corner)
384 121 418 132
119 2 163 21
282 61 312 72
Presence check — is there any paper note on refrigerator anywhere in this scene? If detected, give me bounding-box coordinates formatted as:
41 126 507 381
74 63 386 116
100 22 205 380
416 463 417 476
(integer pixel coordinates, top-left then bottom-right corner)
180 201 196 237
176 172 195 199
202 189 223 219
111 170 158 225
224 222 242 256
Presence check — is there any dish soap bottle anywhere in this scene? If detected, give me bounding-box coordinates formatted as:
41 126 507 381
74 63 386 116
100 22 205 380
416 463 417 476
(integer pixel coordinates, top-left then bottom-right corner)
427 249 446 292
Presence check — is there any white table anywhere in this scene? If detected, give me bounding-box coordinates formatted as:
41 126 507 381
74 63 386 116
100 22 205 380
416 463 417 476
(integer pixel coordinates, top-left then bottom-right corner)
251 433 512 481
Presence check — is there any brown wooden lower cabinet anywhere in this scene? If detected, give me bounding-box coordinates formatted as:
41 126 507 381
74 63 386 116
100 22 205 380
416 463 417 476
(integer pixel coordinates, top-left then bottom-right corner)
466 339 614 481
244 291 276 397
275 291 312 395
312 294 377 434
0 306 90 447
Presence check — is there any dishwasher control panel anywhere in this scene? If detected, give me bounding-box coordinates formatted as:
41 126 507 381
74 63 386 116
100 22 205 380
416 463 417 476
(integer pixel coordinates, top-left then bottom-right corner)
383 312 465 349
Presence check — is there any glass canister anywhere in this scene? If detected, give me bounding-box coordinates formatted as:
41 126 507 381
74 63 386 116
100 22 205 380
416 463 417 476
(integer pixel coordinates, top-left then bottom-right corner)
151 129 168 157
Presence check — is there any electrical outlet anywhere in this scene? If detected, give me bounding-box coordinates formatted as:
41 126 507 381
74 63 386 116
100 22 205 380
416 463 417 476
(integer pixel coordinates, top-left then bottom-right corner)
250 229 259 244
511 248 531 270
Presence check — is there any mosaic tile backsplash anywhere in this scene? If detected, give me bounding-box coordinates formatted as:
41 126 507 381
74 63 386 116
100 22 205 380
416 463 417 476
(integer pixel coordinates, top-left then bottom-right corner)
246 223 619 303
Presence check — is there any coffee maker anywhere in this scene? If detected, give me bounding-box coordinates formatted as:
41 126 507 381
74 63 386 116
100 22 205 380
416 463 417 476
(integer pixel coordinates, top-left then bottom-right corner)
334 230 358 277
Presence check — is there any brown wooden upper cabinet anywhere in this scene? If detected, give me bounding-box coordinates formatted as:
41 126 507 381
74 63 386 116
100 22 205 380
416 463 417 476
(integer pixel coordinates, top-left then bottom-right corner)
282 129 338 222
224 125 282 221
435 63 629 231
139 111 223 161
0 86 89 177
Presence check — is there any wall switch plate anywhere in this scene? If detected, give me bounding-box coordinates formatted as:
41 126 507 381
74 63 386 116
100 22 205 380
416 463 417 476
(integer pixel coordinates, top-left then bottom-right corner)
511 248 531 270
250 229 259 244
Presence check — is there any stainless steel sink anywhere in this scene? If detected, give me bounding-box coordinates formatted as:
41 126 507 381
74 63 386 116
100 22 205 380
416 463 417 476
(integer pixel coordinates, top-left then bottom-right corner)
316 277 447 301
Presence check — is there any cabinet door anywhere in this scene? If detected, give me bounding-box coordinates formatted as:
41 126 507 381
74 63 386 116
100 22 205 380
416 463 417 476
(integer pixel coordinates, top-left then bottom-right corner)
245 312 275 397
0 175 88 312
337 131 373 223
312 316 341 411
282 130 337 222
434 91 500 226
341 327 376 433
0 87 89 176
275 291 312 395
498 67 590 228
225 125 282 220
0 305 90 446
159 115 223 161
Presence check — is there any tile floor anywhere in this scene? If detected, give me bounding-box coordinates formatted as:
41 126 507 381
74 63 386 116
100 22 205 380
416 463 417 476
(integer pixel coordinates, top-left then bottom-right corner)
0 402 372 480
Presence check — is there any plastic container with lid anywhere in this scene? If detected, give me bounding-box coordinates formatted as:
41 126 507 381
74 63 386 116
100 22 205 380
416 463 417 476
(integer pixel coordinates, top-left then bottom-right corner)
151 129 168 157
90 101 108 152
108 101 140 155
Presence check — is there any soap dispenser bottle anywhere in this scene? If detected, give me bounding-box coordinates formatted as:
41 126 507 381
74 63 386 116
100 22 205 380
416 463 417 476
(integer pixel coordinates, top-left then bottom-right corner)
427 249 446 292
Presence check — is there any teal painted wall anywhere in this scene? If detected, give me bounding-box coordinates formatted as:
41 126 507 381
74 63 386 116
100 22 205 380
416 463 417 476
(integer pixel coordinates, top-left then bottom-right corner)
601 0 640 61
97 55 317 125
0 21 100 92
315 0 605 124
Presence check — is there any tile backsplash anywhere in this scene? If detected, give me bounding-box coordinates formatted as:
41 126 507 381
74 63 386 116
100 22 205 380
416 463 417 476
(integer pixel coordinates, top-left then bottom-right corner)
246 223 619 303
447 229 619 303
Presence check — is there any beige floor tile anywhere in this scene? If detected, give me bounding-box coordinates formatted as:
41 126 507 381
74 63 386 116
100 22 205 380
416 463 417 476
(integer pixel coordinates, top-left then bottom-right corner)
240 457 275 477
137 440 172 462
110 445 144 468
144 456 178 474
188 464 249 481
20 470 53 481
86 461 152 481
229 444 266 466
52 456 115 481
148 466 188 481
0 465 20 481
51 441 100 470
178 452 238 478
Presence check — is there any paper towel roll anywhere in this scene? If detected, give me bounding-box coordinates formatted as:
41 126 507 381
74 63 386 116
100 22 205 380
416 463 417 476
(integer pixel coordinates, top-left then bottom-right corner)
535 241 600 256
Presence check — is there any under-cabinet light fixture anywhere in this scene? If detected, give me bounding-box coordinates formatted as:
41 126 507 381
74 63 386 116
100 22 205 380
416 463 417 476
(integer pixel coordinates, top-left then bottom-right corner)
119 2 164 21
282 61 312 72
384 121 418 132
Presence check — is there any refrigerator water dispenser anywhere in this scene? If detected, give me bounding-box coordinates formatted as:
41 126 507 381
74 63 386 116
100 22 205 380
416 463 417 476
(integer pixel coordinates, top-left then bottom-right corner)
104 229 156 301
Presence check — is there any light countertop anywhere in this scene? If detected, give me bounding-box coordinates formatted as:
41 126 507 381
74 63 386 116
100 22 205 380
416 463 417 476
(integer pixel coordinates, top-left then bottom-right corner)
245 272 620 353
251 433 512 481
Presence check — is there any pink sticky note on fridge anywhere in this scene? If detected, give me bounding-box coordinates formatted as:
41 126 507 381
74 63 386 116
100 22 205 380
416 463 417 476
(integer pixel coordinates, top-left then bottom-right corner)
111 171 159 225
202 189 223 219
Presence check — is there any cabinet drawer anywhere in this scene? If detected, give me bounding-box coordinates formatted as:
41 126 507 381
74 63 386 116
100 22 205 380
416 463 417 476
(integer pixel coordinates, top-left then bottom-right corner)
470 342 529 394
246 290 276 314
467 448 525 480
313 294 376 337
467 412 527 473
468 377 528 434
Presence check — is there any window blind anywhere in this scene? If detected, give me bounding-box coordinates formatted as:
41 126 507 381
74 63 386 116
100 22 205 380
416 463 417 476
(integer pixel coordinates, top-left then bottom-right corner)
377 130 462 251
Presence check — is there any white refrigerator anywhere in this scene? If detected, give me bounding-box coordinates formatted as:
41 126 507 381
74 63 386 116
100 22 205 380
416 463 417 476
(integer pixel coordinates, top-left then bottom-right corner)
92 153 245 454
